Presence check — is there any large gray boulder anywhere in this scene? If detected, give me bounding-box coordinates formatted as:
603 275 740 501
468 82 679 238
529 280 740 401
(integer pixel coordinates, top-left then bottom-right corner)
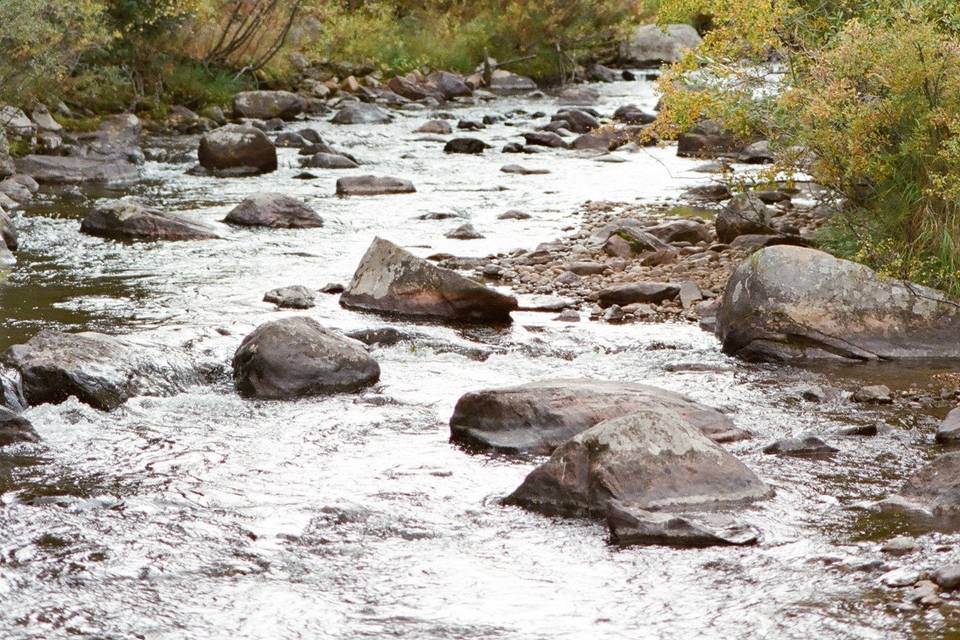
233 317 380 399
198 124 277 176
715 193 774 243
717 246 960 361
15 155 139 185
0 406 39 446
427 71 472 99
341 237 518 322
330 103 393 125
223 193 323 228
488 70 538 94
233 90 305 120
449 379 748 453
505 407 771 517
81 200 218 241
620 24 702 66
2 331 202 410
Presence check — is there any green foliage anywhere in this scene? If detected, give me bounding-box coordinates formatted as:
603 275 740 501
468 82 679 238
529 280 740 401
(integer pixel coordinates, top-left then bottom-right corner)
160 61 252 109
657 0 960 296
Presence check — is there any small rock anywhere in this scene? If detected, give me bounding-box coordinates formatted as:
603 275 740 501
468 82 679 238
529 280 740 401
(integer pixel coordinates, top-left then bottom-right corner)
500 164 550 175
762 436 838 456
933 563 960 590
445 223 483 240
417 120 453 134
498 210 531 220
321 282 345 294
598 282 680 307
603 305 625 323
224 193 323 228
936 407 960 444
881 536 919 556
881 567 921 588
444 138 489 154
336 176 416 196
853 385 892 404
554 309 580 322
263 285 316 309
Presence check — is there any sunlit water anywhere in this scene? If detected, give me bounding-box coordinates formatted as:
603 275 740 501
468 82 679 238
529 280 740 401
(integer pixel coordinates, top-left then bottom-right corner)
1 77 959 639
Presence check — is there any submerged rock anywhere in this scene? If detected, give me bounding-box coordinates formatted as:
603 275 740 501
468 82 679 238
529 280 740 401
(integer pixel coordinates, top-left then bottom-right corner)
336 176 416 196
449 379 748 454
224 193 323 228
607 502 760 548
198 124 277 176
504 407 770 517
0 406 39 446
233 317 380 399
81 200 218 241
340 237 517 322
2 331 201 410
263 285 316 309
717 246 960 361
762 436 838 456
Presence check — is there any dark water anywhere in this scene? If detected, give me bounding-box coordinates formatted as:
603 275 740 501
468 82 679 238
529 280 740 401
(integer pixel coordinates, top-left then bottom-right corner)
2 77 960 639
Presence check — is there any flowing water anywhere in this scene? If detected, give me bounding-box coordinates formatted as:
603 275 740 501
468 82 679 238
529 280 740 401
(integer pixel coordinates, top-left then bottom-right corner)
1 77 959 639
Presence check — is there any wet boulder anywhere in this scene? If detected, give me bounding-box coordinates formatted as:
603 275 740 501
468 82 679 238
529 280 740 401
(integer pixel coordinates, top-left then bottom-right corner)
598 282 680 307
558 87 599 106
233 90 305 120
586 63 620 83
607 502 760 548
762 436 838 456
445 223 483 239
613 105 656 125
0 406 39 446
388 74 443 101
198 124 277 176
233 317 380 399
620 24 702 66
523 132 568 148
717 246 960 361
444 138 489 154
301 152 359 169
15 155 139 185
336 176 415 196
427 71 472 99
417 120 453 135
715 193 774 243
263 285 316 309
0 207 18 250
879 453 960 518
2 330 202 410
340 237 517 322
224 194 323 228
80 200 218 241
331 103 392 125
504 407 771 517
937 408 960 444
646 219 712 244
449 379 748 454
488 70 538 94
552 109 598 134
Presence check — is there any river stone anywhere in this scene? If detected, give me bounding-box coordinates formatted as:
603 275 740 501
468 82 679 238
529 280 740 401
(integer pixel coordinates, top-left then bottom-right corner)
937 408 960 444
444 138 489 154
341 237 517 322
933 564 960 590
504 407 770 517
336 176 415 196
553 109 598 133
0 129 13 178
598 282 680 307
762 436 838 456
523 132 567 148
647 219 712 244
417 120 453 134
678 120 742 158
620 24 702 66
2 330 201 410
331 103 392 125
81 200 218 241
233 90 305 120
0 207 18 250
607 501 760 548
589 219 673 252
302 152 359 169
0 406 39 446
715 193 774 243
428 71 472 99
501 164 549 175
263 285 316 309
488 70 538 94
879 453 960 518
717 246 960 361
224 193 323 228
449 379 748 454
233 317 380 399
613 105 656 125
198 124 277 176
16 155 139 185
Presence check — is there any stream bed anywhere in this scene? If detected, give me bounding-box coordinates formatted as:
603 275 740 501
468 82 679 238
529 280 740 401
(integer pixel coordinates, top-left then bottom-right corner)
1 76 959 639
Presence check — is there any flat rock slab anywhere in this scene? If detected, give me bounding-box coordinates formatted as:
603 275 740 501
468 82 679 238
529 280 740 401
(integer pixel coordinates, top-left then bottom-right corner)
501 165 550 175
81 200 218 241
340 237 517 323
16 155 138 185
336 176 415 196
224 194 323 228
449 379 749 454
2 330 202 410
717 246 960 361
515 295 574 312
504 407 770 517
607 501 760 548
233 317 379 399
598 282 680 307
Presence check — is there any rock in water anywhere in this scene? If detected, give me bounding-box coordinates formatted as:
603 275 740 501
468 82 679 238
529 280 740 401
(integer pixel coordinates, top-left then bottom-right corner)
607 502 760 548
330 103 393 125
762 436 838 456
233 91 305 120
263 285 316 309
717 246 960 361
619 24 702 66
80 200 219 241
449 379 749 454
937 408 960 444
336 176 416 196
443 138 489 154
0 207 18 250
233 317 380 399
505 407 771 517
0 406 39 446
198 125 277 176
417 120 453 134
224 194 323 228
15 155 139 185
301 152 359 169
598 283 680 307
340 237 517 322
2 331 201 410
879 453 960 517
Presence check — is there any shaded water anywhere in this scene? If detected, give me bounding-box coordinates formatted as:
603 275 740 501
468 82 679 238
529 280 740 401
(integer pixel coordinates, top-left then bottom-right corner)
2 77 960 639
